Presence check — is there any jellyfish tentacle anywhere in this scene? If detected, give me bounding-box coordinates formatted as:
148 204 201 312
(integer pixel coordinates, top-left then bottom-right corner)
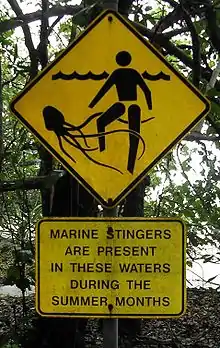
71 129 146 160
141 116 155 124
57 135 76 163
63 125 90 148
64 112 103 131
117 118 128 124
74 127 90 148
63 135 98 151
96 129 145 160
77 128 90 148
117 116 155 124
73 138 123 174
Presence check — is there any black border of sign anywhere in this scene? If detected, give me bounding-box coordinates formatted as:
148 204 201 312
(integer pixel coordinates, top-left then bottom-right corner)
10 10 210 208
36 218 186 318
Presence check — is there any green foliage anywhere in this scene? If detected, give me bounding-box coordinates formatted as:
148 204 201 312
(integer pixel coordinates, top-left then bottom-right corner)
4 248 34 292
0 13 41 294
144 140 220 265
0 0 220 300
1 1 220 346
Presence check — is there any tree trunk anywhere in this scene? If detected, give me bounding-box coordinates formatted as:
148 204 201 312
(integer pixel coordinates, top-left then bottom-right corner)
28 172 97 348
119 175 150 344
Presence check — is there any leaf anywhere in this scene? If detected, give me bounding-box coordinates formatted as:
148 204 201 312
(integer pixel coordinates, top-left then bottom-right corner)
16 249 33 264
206 88 220 97
15 277 31 291
203 255 213 263
72 13 87 27
141 13 157 25
4 265 20 285
210 100 220 115
186 260 193 267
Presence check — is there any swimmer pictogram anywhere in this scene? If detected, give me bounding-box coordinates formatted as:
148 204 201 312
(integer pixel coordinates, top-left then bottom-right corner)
45 51 170 174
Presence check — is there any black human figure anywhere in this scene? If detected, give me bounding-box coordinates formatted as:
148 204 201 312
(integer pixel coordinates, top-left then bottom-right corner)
89 51 153 174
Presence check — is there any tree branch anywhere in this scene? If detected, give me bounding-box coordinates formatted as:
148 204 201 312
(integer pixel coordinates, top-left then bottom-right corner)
0 4 83 34
184 131 220 142
131 20 216 89
164 27 189 39
0 4 209 87
7 0 38 79
204 0 220 54
0 176 48 192
162 0 178 7
48 16 63 38
180 1 201 87
37 0 54 215
118 0 134 16
102 0 119 10
38 0 49 69
132 20 195 68
2 2 220 98
153 4 181 34
0 171 64 193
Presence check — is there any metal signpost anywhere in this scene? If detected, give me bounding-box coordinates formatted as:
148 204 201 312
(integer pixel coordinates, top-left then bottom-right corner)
10 6 210 348
102 207 118 348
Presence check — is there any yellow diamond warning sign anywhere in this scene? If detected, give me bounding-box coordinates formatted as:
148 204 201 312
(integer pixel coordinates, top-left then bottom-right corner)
10 10 210 208
36 218 186 318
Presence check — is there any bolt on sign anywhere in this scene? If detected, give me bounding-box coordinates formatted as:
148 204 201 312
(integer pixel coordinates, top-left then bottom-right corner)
36 218 186 318
10 10 210 208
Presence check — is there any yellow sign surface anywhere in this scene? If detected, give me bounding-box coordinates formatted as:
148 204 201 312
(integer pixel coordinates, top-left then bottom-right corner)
11 10 210 208
36 218 186 318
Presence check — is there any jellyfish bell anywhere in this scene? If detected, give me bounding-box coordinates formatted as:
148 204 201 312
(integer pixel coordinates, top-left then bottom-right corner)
43 105 65 133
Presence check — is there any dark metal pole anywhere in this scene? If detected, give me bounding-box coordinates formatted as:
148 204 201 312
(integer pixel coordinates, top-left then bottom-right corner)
103 206 118 348
101 2 119 347
102 0 119 11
